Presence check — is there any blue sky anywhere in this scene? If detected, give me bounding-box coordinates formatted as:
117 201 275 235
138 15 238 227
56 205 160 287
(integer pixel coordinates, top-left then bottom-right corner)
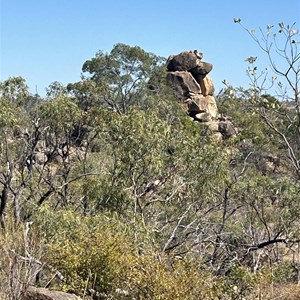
1 0 299 96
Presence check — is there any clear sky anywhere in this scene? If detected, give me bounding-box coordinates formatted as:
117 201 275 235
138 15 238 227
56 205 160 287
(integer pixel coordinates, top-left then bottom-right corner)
1 0 299 96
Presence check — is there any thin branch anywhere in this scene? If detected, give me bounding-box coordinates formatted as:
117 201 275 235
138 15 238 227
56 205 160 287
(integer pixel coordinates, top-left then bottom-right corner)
163 202 195 252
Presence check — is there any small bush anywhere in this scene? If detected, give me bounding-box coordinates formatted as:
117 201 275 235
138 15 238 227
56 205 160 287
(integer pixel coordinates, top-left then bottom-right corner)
33 207 227 299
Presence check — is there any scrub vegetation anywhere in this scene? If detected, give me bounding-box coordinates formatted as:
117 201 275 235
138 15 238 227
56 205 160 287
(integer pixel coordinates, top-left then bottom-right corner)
0 21 299 299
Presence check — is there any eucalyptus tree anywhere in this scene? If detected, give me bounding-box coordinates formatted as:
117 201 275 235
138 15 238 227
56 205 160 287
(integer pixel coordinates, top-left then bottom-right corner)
0 78 32 227
81 43 166 114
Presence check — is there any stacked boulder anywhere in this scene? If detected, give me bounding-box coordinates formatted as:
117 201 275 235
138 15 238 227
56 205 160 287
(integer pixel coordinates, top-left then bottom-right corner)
167 50 236 140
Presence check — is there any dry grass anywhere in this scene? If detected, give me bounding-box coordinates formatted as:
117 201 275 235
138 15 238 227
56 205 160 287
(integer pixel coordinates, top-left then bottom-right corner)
265 284 300 300
0 222 44 300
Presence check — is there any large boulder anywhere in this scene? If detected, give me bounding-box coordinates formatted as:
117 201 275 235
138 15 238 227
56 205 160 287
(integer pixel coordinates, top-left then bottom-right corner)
167 50 213 76
218 121 237 139
166 50 214 100
167 50 203 71
203 75 215 96
22 287 82 300
187 95 218 118
167 71 201 99
189 61 213 76
194 112 212 122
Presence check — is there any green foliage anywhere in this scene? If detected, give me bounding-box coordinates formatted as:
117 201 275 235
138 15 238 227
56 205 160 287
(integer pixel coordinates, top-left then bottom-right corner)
67 79 104 111
83 43 164 83
0 99 20 128
72 106 181 213
33 207 226 299
217 88 275 147
38 95 82 136
272 261 300 284
82 43 166 113
0 77 28 130
46 81 68 99
0 76 30 106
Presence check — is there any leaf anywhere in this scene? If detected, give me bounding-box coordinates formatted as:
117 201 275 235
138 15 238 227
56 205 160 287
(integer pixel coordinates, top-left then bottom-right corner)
290 29 298 36
245 56 257 64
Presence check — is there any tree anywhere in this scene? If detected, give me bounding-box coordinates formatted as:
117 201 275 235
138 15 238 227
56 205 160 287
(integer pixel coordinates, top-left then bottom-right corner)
67 79 103 112
235 20 300 176
46 81 68 99
215 20 300 279
81 43 166 114
35 96 85 206
0 76 30 106
0 83 26 228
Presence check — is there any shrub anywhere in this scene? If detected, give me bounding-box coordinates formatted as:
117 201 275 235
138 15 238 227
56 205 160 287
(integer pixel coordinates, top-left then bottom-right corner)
33 207 227 299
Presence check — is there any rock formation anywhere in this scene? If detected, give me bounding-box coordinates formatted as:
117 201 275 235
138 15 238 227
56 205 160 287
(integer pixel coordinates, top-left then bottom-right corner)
167 50 236 139
22 287 82 300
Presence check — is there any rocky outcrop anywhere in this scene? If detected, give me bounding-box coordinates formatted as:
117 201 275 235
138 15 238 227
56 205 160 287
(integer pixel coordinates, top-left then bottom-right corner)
22 287 82 300
187 95 218 118
167 71 201 99
167 50 236 139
